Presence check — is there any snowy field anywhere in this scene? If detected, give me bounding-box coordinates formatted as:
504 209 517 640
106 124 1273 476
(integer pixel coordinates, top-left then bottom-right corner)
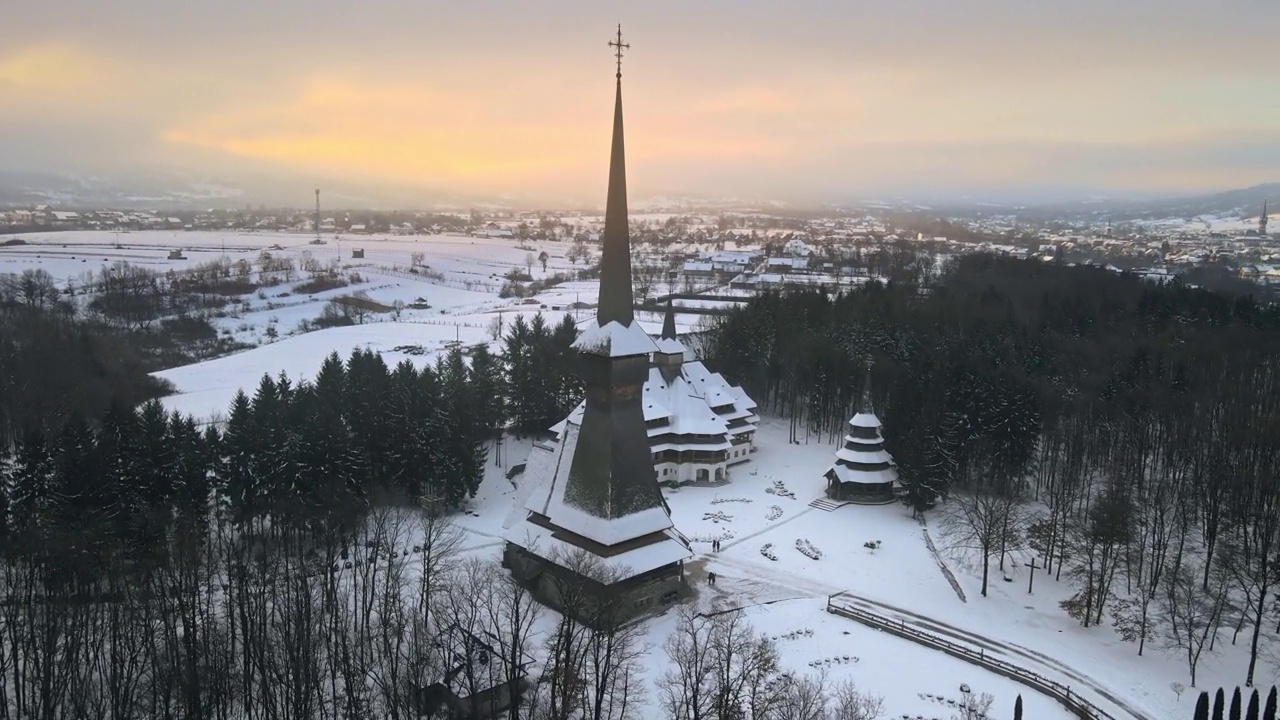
457 415 1272 720
9 229 1274 719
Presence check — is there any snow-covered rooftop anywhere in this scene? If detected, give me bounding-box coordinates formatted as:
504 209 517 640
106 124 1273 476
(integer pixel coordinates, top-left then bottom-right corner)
573 319 659 358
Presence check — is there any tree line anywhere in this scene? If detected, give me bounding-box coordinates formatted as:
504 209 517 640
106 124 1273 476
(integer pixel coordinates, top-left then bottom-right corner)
702 253 1280 688
0 318 893 718
0 306 597 719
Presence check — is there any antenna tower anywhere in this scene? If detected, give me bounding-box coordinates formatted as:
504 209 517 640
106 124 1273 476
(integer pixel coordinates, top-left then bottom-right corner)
314 189 321 243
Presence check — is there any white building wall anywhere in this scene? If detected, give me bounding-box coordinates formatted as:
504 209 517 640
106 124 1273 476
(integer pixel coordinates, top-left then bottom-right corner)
654 459 727 485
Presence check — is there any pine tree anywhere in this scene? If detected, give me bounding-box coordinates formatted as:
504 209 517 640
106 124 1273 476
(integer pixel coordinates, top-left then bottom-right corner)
550 315 583 419
1216 688 1227 720
1195 692 1212 720
503 314 534 432
97 399 148 553
1013 694 1023 720
1247 689 1260 720
468 343 507 441
344 348 392 482
0 441 12 548
1263 686 1276 720
136 399 177 549
9 427 55 536
1234 688 1244 720
220 390 258 524
171 412 212 537
436 348 486 506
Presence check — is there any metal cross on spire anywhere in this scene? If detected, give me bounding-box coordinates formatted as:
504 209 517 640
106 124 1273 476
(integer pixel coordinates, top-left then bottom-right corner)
608 24 629 79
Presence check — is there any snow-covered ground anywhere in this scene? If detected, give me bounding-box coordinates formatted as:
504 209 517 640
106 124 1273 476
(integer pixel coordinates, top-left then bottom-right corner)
449 417 1272 720
10 229 1274 719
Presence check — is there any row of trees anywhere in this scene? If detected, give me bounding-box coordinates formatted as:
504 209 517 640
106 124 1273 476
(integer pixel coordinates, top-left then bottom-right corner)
702 254 1280 687
1192 686 1278 720
0 279 174 451
0 325 541 719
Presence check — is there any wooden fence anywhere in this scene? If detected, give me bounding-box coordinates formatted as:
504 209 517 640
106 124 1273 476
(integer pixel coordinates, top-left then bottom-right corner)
824 593 1151 720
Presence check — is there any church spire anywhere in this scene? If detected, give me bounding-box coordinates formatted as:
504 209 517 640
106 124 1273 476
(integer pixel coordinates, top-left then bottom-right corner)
661 296 677 340
597 25 634 327
859 359 874 414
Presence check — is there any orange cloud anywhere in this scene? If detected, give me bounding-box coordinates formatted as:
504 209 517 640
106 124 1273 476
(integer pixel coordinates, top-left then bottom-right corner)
162 75 808 192
0 43 98 90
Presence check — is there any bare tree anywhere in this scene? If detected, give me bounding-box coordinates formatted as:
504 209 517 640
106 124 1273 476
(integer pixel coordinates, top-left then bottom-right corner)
658 606 716 720
941 484 1028 597
773 673 828 720
1162 561 1227 687
828 679 885 720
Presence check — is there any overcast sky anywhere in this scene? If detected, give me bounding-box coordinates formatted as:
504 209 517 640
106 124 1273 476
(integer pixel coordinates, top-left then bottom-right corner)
3 1 1277 203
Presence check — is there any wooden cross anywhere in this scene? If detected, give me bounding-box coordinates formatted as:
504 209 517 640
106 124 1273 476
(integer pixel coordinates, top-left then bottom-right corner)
608 24 630 78
1025 556 1040 594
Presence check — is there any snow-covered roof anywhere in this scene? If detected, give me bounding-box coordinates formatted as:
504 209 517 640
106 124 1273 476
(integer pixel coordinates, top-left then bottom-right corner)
849 412 882 428
502 521 692 579
654 336 686 355
828 464 898 486
835 447 893 465
662 376 731 437
521 421 675 547
573 319 659 358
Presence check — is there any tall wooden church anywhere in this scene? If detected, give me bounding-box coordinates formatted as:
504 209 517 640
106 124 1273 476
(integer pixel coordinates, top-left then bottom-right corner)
503 34 692 622
550 299 759 485
824 371 899 504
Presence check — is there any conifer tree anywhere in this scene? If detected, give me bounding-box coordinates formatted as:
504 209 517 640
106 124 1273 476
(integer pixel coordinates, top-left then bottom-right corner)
52 413 95 520
1195 692 1212 720
97 399 145 547
1263 686 1276 720
1013 694 1023 720
386 360 434 498
1247 689 1260 720
550 315 583 418
503 314 535 432
468 343 507 441
171 412 211 536
9 427 55 536
1233 688 1244 720
0 441 12 548
136 399 177 550
220 390 258 523
436 348 486 506
344 348 393 482
1216 688 1227 720
248 374 285 516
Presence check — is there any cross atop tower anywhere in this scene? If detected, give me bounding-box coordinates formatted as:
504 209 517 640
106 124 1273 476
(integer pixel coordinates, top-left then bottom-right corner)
608 24 629 79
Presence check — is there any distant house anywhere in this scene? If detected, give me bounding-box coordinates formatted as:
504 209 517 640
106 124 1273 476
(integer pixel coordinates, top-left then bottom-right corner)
682 260 715 276
350 224 367 233
765 256 809 273
485 222 515 239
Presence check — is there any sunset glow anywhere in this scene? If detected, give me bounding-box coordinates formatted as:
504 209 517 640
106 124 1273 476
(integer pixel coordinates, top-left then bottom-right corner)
3 1 1278 202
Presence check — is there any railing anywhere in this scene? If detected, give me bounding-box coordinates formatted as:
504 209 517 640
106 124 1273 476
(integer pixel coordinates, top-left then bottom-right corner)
824 593 1143 720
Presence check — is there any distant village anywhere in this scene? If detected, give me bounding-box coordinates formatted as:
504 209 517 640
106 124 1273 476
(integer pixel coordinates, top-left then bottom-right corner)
2 200 1275 296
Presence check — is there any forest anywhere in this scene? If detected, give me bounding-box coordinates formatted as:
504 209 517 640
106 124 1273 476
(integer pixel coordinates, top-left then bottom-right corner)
702 254 1280 688
0 309 595 719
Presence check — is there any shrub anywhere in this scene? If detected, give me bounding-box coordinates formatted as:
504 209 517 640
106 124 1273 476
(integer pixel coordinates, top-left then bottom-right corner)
295 275 349 294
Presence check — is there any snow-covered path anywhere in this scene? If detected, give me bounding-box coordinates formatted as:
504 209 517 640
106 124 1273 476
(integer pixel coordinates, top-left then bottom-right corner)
704 552 1157 720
